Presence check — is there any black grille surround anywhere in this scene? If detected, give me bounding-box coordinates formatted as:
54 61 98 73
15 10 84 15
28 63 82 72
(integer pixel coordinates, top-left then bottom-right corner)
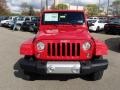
47 43 80 57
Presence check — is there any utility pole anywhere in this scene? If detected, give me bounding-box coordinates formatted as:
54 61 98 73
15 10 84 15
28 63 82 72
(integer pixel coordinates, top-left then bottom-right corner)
41 0 42 10
54 0 55 6
77 0 79 10
98 0 100 16
40 0 43 12
46 0 48 10
107 0 110 16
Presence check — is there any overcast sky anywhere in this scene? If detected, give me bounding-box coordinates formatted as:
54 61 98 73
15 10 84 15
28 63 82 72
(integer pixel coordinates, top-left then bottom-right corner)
6 0 115 13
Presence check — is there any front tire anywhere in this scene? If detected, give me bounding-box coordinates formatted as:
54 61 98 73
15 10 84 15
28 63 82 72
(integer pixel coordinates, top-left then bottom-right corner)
87 56 104 81
96 26 100 32
88 71 104 81
16 25 21 31
105 30 109 34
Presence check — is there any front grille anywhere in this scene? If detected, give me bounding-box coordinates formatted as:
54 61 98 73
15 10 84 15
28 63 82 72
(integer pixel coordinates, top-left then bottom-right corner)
47 43 80 56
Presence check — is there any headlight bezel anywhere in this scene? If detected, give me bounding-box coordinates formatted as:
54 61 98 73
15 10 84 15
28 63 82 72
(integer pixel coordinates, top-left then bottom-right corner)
37 42 45 50
82 41 91 51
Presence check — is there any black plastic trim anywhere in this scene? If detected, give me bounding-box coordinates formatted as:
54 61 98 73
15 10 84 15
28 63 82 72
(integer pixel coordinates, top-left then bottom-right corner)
20 58 108 75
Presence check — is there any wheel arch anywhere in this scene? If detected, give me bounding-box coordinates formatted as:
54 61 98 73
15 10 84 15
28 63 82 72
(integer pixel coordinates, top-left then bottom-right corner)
94 39 108 56
20 37 35 56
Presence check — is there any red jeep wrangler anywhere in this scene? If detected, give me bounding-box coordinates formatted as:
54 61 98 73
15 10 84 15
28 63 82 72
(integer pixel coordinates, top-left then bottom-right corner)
20 10 108 81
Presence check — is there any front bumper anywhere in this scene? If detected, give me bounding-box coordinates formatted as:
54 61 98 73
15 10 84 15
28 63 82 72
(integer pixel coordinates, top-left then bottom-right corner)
20 58 108 75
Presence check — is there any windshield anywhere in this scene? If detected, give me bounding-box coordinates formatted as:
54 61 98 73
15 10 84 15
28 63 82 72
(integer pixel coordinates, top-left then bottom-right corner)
110 18 120 24
42 12 85 25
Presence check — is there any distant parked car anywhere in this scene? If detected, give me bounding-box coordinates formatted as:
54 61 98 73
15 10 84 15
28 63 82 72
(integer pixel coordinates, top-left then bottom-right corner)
0 16 18 27
0 16 9 21
0 16 9 27
21 16 40 33
88 19 107 32
15 16 36 30
8 16 19 29
104 17 120 34
0 16 7 21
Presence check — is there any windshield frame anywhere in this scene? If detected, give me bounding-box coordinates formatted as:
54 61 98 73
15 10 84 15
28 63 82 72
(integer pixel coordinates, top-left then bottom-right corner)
41 12 85 25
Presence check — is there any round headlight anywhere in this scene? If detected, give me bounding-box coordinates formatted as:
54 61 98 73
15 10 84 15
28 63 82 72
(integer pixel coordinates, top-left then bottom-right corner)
37 42 45 50
82 42 91 51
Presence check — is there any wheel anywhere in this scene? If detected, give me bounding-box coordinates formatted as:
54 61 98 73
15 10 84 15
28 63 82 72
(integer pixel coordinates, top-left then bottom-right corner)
105 30 109 34
88 71 104 81
22 56 36 81
96 26 100 32
87 56 104 81
29 26 34 32
115 31 119 35
16 25 21 31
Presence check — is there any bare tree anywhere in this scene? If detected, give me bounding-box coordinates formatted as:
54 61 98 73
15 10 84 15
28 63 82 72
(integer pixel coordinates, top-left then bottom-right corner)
21 2 35 16
28 5 35 16
0 0 6 8
0 0 10 15
21 2 29 15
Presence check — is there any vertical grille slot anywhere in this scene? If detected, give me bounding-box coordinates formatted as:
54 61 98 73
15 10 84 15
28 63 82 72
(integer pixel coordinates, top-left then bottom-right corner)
48 43 51 56
47 42 80 57
72 43 75 56
67 43 70 56
77 43 80 56
62 43 65 56
52 43 55 56
57 43 60 56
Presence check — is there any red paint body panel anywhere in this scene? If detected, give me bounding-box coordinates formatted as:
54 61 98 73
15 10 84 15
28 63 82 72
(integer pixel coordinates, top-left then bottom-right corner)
20 38 34 56
20 10 108 61
34 40 94 61
94 39 108 56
